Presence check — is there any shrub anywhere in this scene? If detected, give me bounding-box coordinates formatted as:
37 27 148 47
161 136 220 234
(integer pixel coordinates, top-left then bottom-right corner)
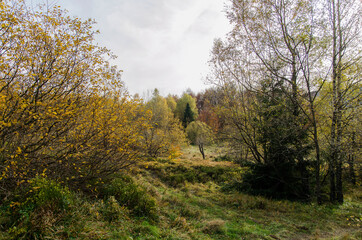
4 177 75 239
240 162 311 201
24 177 74 211
213 154 233 162
100 196 129 222
100 175 157 219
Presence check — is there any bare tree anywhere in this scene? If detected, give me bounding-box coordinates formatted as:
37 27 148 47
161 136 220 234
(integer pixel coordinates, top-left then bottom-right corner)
327 0 361 203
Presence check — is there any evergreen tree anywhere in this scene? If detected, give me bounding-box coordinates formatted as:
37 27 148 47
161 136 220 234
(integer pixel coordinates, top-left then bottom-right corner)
242 79 312 200
175 93 198 122
182 103 195 128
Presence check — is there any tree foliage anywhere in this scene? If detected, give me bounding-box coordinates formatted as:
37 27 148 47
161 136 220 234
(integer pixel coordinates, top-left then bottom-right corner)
175 93 198 127
196 89 222 132
186 121 214 159
166 94 177 114
208 0 361 202
0 0 151 194
142 90 186 158
248 79 311 200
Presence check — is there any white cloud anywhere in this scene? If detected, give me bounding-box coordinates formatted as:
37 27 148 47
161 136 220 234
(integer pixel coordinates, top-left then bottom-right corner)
27 0 231 96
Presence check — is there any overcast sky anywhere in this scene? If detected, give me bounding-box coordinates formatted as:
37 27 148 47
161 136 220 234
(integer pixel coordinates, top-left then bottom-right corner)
28 0 231 96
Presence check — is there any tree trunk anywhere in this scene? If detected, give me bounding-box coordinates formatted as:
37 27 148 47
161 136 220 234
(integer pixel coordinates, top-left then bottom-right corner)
335 0 344 204
329 160 336 202
348 155 356 185
199 143 205 159
311 107 322 204
336 158 343 203
329 0 341 204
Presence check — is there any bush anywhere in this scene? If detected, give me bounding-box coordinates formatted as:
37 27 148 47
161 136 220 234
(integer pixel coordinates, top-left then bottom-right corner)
213 154 233 162
24 177 74 211
100 196 129 222
100 175 157 219
3 177 75 239
240 162 310 201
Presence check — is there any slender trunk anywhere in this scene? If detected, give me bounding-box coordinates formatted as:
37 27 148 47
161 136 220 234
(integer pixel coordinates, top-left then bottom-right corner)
336 157 343 203
310 102 322 204
335 113 343 202
278 8 310 202
291 55 299 117
199 143 205 159
329 160 336 202
291 56 310 200
329 0 338 203
335 0 344 204
348 155 356 185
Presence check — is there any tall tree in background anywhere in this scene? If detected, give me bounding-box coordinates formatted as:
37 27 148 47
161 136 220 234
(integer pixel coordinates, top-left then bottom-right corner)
166 94 177 114
143 89 186 158
196 89 222 133
182 103 195 128
175 93 198 127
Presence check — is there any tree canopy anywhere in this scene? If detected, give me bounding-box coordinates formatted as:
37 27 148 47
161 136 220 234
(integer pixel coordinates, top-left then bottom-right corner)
186 121 214 159
175 93 198 127
0 0 151 192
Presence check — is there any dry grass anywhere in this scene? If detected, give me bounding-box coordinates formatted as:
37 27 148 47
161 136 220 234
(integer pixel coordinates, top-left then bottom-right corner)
202 219 226 234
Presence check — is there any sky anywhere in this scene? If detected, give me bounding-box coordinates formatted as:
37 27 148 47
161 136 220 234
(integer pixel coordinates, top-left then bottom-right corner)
27 0 231 96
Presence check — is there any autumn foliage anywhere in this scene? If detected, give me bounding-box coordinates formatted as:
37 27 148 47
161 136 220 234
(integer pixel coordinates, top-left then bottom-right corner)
0 0 151 194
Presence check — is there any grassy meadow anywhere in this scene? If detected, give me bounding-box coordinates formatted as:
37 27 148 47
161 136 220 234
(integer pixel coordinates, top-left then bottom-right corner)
1 145 360 240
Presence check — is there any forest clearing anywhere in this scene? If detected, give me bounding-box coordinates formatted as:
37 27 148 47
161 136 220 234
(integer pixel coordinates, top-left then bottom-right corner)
0 0 361 239
1 145 361 239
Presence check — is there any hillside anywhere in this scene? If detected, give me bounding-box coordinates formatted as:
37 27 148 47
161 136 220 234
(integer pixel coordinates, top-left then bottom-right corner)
1 145 360 240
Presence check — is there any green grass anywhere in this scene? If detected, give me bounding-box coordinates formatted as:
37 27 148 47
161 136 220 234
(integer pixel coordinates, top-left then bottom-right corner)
0 145 361 239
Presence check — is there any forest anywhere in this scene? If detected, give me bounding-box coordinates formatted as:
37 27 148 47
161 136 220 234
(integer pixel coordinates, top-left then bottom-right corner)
0 0 361 239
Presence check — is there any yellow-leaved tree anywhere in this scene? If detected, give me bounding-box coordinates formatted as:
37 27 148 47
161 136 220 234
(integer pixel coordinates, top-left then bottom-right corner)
142 89 187 158
0 0 151 194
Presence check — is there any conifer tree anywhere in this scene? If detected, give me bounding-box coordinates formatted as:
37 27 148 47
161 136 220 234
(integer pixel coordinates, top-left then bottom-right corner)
182 103 195 128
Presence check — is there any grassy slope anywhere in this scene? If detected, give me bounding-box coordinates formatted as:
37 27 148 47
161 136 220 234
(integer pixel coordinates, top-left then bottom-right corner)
138 145 361 240
1 145 360 240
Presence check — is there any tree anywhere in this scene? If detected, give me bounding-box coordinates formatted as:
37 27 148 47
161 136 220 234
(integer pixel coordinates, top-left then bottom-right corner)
196 88 222 133
0 0 151 193
182 103 195 128
186 121 214 159
142 90 186 158
326 0 361 204
175 93 198 127
209 0 361 203
208 0 329 201
166 94 177 114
